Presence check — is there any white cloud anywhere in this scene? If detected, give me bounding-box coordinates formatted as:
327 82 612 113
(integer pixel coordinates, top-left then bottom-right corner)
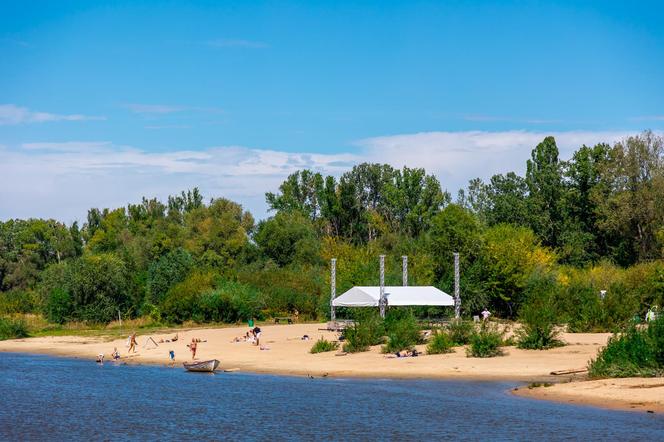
125 104 187 114
0 142 357 222
206 39 269 49
0 104 105 125
358 130 635 193
0 130 645 223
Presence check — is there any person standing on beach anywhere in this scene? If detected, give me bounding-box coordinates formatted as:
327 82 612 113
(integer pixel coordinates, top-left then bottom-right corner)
128 332 137 353
189 338 197 360
252 326 261 346
481 308 491 322
169 350 175 367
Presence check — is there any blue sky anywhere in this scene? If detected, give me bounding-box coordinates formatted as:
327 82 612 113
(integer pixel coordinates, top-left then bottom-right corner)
1 1 663 222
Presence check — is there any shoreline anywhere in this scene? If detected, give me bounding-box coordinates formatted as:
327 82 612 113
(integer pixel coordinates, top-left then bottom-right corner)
1 322 662 413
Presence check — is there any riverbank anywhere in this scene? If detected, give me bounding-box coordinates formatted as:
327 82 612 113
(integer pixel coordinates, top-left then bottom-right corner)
513 377 664 413
1 322 660 412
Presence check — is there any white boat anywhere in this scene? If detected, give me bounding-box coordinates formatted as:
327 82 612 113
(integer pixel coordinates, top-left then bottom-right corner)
183 359 220 373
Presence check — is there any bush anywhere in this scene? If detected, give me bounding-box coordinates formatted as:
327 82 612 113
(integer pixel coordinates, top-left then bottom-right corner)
45 288 73 324
516 273 564 350
382 309 421 353
0 317 29 340
426 331 454 354
310 337 339 354
160 272 215 323
447 320 475 345
0 290 37 314
197 281 264 323
342 309 385 353
588 317 664 378
467 323 504 358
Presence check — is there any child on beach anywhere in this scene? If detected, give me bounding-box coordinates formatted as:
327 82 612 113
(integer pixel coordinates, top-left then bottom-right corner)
169 350 175 367
111 347 120 360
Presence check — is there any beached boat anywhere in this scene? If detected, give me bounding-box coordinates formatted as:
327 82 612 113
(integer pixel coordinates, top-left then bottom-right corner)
183 359 220 373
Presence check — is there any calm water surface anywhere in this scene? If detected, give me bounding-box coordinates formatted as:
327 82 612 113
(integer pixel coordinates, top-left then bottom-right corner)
0 353 662 441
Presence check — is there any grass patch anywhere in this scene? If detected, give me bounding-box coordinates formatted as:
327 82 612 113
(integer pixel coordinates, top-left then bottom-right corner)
426 331 454 355
588 316 664 378
382 310 421 354
467 323 504 358
342 309 385 353
447 320 475 346
310 337 339 354
0 317 29 340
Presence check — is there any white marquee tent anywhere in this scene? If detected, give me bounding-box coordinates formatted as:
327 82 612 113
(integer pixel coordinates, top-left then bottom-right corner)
332 286 454 307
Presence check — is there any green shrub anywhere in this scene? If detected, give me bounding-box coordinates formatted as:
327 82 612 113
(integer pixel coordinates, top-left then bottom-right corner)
310 337 339 354
0 317 29 340
342 309 385 353
447 320 475 345
160 272 215 323
589 317 664 378
426 331 454 354
197 281 264 323
517 275 564 350
467 323 504 358
45 288 73 324
0 290 37 314
383 309 421 353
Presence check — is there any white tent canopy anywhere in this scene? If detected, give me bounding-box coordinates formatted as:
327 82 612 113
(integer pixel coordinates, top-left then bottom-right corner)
332 286 454 307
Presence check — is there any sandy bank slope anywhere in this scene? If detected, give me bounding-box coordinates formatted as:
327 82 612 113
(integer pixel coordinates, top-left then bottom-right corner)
0 323 609 382
514 378 664 414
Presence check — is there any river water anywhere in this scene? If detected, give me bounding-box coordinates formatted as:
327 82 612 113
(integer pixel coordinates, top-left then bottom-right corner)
0 353 661 441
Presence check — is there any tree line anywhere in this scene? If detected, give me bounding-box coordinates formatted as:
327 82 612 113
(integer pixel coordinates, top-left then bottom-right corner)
1 131 663 330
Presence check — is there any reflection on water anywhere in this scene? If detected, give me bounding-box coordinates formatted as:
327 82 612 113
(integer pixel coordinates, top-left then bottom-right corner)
0 353 662 441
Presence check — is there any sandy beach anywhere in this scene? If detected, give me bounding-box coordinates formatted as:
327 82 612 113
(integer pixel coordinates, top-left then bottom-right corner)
1 322 661 413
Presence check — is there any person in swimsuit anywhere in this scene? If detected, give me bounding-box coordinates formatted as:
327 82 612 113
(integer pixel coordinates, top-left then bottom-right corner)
189 338 197 360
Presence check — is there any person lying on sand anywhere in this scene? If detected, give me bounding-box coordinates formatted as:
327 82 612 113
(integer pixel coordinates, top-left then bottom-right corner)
260 345 270 350
385 349 419 358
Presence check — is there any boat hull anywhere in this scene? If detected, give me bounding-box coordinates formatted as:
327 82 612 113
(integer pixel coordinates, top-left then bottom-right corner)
183 359 220 372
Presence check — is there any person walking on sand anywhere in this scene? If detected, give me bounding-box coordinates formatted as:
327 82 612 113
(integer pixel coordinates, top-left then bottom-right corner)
128 332 138 353
189 338 197 360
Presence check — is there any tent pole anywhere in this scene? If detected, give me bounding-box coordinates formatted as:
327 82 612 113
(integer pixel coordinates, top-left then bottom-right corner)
330 258 337 321
402 255 408 287
454 252 461 319
379 255 386 318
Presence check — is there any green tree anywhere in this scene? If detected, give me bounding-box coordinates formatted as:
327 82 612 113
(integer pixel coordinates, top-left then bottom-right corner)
147 248 194 304
526 136 565 247
254 211 321 266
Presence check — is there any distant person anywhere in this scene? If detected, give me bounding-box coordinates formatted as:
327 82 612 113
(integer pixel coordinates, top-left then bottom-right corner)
646 308 656 322
128 332 138 353
252 327 262 346
481 308 491 322
189 338 198 360
96 353 104 363
169 350 175 367
111 347 120 361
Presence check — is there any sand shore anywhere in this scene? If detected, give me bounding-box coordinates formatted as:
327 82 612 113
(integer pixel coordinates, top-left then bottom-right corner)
1 322 661 413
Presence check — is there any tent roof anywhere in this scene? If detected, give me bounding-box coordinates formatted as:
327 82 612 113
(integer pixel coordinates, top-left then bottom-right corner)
332 286 454 307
